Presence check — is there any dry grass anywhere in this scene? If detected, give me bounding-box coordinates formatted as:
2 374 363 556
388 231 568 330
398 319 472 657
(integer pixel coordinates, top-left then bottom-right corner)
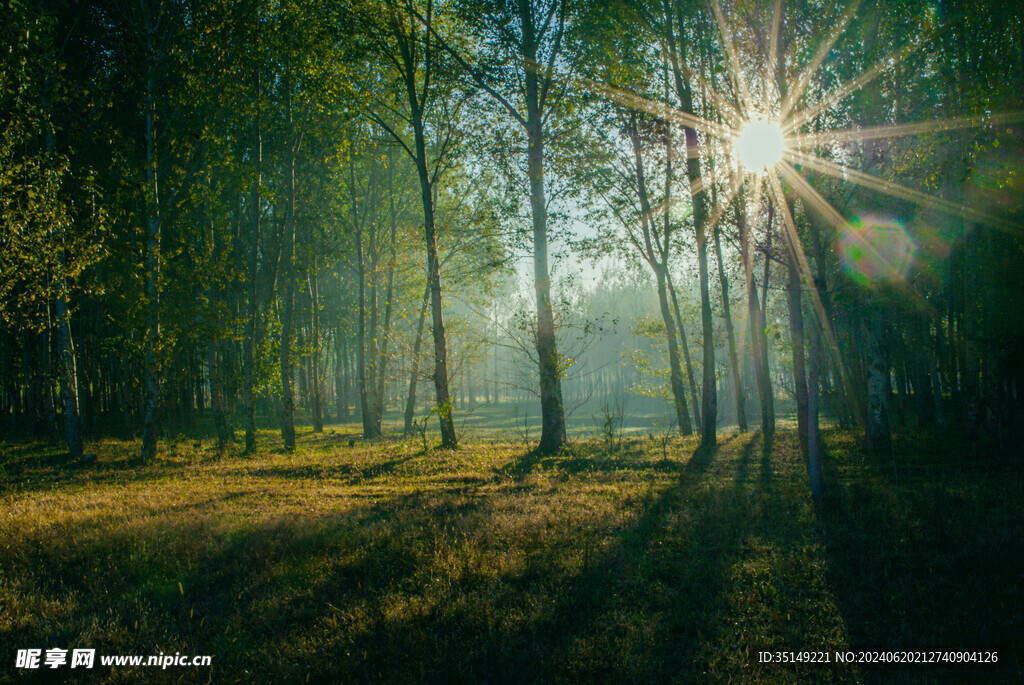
0 428 1021 683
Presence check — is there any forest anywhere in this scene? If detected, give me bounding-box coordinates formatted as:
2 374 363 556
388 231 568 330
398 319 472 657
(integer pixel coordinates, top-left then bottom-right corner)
2 0 1023 682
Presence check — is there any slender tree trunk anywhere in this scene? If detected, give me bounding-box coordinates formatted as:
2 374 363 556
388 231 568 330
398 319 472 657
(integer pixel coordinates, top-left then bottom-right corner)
787 255 809 459
914 315 936 426
335 333 348 423
373 161 399 432
404 283 431 436
309 271 323 432
657 269 693 435
392 11 459 449
865 310 892 457
140 6 160 462
666 272 701 430
411 130 457 448
807 318 824 502
207 217 230 448
664 0 715 447
715 226 747 431
243 65 261 453
627 114 692 436
44 78 82 458
739 201 774 435
367 224 381 433
209 344 231 447
356 224 376 438
55 283 81 458
525 87 566 454
680 135 716 446
279 76 297 452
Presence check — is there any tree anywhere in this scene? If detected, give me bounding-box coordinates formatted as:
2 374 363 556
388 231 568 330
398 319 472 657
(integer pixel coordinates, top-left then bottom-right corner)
431 0 572 454
656 0 718 448
357 0 463 447
586 106 695 435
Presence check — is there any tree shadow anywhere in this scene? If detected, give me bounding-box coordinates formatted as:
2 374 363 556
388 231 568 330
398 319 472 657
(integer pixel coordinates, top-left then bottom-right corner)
498 446 546 481
246 455 415 485
815 434 1024 681
686 440 719 475
760 432 775 484
14 432 962 682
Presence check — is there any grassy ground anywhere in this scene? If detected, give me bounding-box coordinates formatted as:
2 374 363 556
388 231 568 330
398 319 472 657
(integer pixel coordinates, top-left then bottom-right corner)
1 428 1021 683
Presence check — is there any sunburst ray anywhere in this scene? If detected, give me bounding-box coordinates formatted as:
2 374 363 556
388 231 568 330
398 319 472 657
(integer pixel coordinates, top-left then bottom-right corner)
585 79 737 142
790 111 1024 148
766 167 862 421
776 161 930 307
782 28 936 135
711 0 754 116
784 148 1018 233
778 0 863 121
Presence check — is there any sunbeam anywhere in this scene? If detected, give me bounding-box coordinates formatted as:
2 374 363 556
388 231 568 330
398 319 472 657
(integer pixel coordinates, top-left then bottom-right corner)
711 0 754 115
784 148 1019 233
782 28 937 135
778 0 863 121
776 161 931 310
791 110 1024 148
584 79 737 143
766 168 862 421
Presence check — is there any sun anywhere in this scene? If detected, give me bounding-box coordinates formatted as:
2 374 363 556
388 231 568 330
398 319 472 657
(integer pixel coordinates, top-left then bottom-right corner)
735 119 784 171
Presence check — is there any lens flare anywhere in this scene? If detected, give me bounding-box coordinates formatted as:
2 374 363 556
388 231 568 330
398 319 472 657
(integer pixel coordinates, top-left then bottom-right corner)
839 216 916 286
736 120 784 171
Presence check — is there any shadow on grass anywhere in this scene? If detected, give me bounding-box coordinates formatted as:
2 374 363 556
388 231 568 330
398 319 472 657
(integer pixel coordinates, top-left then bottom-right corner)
815 431 1024 682
499 439 692 483
686 440 718 475
0 445 199 496
246 455 415 485
4 431 1019 683
500 447 545 481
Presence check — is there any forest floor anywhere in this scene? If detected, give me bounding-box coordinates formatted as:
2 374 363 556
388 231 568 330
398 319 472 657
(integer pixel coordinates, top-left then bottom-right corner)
1 428 1022 683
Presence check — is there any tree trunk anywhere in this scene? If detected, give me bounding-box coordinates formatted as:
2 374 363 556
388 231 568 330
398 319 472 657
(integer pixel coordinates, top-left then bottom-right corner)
373 161 400 433
356 222 376 439
335 334 348 423
664 0 715 447
865 311 892 458
807 316 824 502
44 77 82 458
309 271 323 432
55 287 81 458
525 82 566 454
657 269 693 435
741 200 775 436
915 315 936 426
412 131 456 449
243 65 261 453
404 283 431 435
209 344 231 448
714 225 747 431
140 7 160 462
626 114 692 436
279 76 297 452
786 255 809 460
666 272 701 430
393 12 459 449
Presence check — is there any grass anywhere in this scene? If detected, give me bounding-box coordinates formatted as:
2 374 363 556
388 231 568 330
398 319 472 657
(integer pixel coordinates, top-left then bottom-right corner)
0 427 1021 683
